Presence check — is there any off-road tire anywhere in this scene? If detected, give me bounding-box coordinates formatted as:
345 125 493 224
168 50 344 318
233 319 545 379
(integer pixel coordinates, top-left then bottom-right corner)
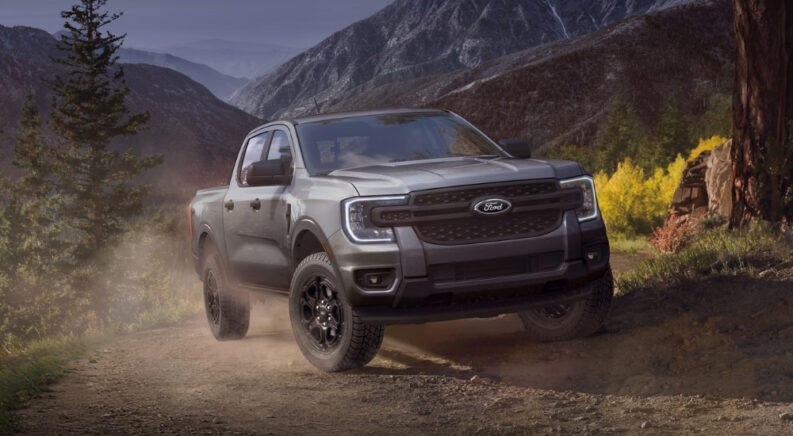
519 266 614 342
289 252 384 372
202 246 250 340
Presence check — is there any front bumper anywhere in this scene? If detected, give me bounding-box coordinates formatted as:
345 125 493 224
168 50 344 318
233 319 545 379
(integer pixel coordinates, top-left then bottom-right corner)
328 210 609 325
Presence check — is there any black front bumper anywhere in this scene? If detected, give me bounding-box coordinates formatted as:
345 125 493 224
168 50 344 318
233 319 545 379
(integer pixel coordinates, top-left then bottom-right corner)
354 261 607 325
329 210 610 325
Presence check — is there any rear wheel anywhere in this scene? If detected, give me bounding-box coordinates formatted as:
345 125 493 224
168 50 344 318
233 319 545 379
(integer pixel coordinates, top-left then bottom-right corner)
519 267 613 341
289 253 384 372
202 248 250 340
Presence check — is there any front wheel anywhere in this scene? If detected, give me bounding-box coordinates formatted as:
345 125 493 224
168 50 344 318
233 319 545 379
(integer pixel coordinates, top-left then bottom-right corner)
289 253 384 372
519 267 614 341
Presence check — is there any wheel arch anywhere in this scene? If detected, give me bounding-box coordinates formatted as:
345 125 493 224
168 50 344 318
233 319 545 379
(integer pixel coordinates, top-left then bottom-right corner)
198 227 218 271
291 218 329 270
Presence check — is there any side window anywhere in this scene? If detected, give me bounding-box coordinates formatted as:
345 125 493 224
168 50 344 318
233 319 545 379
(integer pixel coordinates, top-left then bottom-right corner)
267 130 291 160
239 132 270 186
267 130 293 173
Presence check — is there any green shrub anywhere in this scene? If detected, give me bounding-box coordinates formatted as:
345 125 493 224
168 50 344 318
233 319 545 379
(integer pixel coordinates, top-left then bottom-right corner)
617 223 790 294
0 206 201 346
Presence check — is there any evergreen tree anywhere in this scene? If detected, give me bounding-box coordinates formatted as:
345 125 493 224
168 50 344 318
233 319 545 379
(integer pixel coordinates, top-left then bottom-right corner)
594 94 644 174
0 96 78 342
48 0 161 261
13 94 52 199
1 95 58 273
641 98 694 170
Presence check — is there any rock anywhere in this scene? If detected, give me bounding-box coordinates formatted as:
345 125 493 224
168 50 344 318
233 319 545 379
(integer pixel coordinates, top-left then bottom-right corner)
780 412 793 421
668 139 733 225
470 375 483 384
670 152 709 220
706 140 733 218
640 421 650 429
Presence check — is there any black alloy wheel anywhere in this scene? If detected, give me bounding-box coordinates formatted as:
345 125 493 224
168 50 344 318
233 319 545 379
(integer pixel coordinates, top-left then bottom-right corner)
299 276 343 352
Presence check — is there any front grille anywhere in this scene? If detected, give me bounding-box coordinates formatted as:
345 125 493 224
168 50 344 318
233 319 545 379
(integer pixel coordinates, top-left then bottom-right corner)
413 181 558 206
416 210 561 244
371 180 582 245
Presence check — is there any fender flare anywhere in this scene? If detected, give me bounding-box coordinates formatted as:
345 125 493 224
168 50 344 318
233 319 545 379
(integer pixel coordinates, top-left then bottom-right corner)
290 217 329 266
290 218 348 292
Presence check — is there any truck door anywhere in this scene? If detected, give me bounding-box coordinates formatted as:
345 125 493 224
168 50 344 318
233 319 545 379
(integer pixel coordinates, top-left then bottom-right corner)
223 128 293 290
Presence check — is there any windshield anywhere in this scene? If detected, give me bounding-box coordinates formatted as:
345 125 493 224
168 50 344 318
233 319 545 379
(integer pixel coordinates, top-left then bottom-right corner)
295 112 505 175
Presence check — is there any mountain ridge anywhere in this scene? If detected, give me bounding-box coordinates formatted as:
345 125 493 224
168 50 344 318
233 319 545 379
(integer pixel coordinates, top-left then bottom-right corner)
230 0 699 120
51 29 249 99
117 48 247 100
0 24 261 200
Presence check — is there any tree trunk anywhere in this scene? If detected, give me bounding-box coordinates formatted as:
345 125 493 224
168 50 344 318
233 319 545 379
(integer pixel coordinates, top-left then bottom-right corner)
730 0 793 227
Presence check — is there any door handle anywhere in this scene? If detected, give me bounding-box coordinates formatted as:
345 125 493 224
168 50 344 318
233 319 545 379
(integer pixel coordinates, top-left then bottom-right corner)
250 198 261 211
224 199 234 211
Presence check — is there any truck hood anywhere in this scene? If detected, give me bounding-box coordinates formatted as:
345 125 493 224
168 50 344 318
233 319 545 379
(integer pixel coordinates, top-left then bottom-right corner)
327 157 585 196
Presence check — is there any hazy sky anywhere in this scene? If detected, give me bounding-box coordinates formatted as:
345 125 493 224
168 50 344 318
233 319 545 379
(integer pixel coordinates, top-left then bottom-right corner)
0 0 394 49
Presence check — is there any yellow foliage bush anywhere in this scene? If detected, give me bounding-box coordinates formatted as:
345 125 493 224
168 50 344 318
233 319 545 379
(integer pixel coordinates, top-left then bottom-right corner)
595 156 686 236
688 135 729 161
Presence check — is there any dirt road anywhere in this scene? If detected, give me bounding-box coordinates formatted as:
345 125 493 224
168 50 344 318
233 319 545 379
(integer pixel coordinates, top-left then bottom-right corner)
15 258 793 434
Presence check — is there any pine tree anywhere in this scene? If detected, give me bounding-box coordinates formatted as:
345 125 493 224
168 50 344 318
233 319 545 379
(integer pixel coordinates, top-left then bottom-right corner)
13 94 52 199
1 95 56 272
48 0 161 260
594 94 644 174
641 98 694 170
0 96 78 342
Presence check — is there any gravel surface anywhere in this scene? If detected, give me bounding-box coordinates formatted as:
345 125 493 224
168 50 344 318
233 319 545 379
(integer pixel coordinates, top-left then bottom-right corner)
14 258 793 434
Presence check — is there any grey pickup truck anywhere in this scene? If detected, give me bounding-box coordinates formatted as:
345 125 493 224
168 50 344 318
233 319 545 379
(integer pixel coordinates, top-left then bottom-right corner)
189 109 612 372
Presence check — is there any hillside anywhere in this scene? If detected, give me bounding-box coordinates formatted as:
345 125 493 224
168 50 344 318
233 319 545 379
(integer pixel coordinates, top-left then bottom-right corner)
329 0 733 149
0 25 261 200
117 48 248 99
230 0 697 120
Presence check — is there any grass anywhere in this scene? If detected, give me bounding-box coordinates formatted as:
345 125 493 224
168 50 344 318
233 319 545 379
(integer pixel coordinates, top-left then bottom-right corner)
617 223 791 294
609 234 654 254
0 337 85 431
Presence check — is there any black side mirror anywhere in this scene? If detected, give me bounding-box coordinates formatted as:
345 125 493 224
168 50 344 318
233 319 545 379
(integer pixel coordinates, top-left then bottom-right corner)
498 138 532 159
247 160 292 186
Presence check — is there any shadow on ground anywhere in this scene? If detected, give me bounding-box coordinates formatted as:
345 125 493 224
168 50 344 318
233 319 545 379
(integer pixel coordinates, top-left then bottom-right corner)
376 276 793 402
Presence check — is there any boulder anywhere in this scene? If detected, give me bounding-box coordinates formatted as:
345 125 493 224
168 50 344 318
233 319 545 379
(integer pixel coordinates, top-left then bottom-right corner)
706 139 733 218
669 140 733 222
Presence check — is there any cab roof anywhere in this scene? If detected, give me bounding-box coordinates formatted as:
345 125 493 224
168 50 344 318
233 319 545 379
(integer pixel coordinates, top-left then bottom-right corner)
290 108 448 125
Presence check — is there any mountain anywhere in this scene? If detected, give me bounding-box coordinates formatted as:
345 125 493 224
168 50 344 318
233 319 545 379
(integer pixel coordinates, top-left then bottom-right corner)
230 0 698 120
117 48 248 99
165 39 301 79
0 25 262 200
329 0 733 150
52 30 249 99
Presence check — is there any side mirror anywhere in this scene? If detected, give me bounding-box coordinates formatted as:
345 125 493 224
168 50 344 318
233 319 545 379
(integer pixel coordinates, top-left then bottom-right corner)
247 160 292 186
498 138 531 159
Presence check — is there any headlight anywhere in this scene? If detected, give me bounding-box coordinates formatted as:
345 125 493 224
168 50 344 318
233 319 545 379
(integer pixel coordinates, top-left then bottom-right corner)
559 176 598 221
342 196 408 243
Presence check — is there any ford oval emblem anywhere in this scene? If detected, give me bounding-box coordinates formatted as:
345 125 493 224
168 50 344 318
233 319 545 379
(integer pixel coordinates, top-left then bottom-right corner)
473 198 512 216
